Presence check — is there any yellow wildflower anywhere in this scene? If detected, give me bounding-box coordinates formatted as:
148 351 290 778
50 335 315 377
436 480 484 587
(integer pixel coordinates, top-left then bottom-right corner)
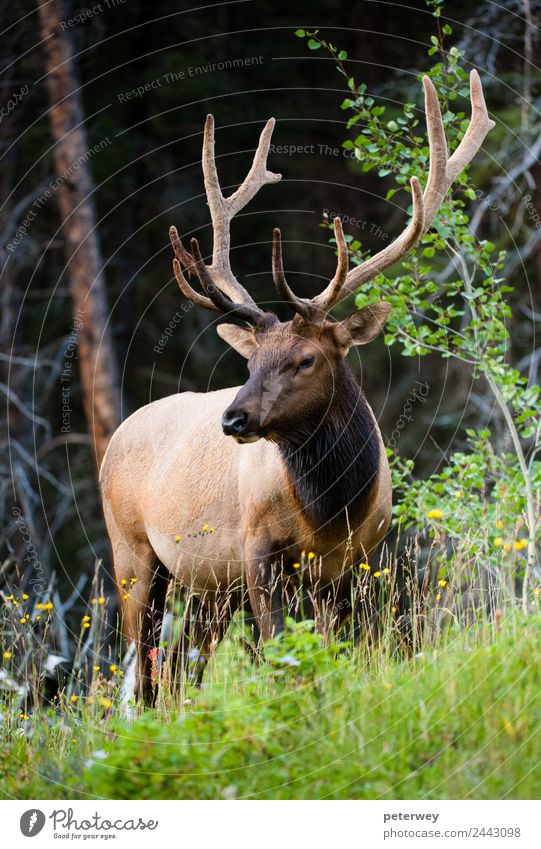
5 595 13 601
82 615 90 622
202 524 209 532
3 651 12 660
495 520 503 529
91 598 98 605
502 717 515 739
427 508 443 520
494 537 504 548
70 694 78 703
514 539 528 551
438 579 447 588
209 528 215 533
92 665 100 672
110 665 118 674
292 562 301 570
436 593 441 601
373 571 381 578
391 606 398 614
35 615 41 621
122 593 129 600
22 593 29 600
454 491 463 498
19 617 28 624
360 563 370 571
308 552 316 561
120 578 127 585
503 542 512 552
99 698 112 709
382 568 391 575
97 596 106 605
19 713 29 721
82 622 90 629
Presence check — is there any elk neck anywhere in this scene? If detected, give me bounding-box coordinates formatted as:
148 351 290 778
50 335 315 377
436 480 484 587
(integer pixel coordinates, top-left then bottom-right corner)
277 361 380 534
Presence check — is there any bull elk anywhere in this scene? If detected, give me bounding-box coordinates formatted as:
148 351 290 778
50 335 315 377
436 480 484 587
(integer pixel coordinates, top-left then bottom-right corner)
100 71 493 703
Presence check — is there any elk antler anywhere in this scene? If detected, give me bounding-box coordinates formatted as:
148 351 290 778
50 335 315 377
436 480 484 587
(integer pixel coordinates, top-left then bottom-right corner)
169 115 282 324
274 70 495 323
272 216 351 323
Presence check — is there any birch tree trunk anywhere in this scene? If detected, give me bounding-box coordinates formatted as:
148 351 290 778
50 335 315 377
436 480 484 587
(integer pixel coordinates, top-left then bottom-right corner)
37 0 121 468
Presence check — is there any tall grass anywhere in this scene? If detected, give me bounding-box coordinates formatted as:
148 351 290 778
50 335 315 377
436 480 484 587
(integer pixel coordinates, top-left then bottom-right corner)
1 533 539 800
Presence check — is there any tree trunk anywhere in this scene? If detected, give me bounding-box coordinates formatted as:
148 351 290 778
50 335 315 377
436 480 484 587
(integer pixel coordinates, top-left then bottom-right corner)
37 0 121 469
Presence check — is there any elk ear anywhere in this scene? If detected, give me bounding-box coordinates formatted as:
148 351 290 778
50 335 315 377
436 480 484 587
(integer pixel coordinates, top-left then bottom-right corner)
333 302 392 351
217 323 259 358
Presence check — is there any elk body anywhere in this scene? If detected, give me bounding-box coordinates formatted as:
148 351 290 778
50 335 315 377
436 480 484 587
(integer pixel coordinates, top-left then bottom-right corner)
100 72 493 703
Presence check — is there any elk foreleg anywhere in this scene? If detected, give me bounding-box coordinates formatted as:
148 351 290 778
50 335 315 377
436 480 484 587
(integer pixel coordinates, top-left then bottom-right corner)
114 538 169 707
167 592 237 687
245 540 284 643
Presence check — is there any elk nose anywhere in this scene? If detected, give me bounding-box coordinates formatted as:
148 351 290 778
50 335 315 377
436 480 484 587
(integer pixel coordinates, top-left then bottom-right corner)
221 410 248 436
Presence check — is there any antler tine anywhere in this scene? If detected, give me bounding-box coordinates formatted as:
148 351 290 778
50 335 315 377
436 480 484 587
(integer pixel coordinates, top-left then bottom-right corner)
423 70 495 224
272 228 314 320
190 238 269 326
340 175 425 293
311 217 349 317
202 114 282 305
169 226 219 311
329 70 494 304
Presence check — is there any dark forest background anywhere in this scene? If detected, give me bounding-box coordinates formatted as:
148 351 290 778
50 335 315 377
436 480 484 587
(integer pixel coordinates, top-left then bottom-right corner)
1 0 540 599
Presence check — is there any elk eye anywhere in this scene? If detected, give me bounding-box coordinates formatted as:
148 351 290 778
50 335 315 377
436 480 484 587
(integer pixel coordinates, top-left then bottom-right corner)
298 355 315 370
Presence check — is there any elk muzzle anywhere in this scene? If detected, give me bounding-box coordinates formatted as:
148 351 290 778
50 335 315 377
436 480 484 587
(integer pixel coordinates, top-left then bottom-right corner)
221 380 268 443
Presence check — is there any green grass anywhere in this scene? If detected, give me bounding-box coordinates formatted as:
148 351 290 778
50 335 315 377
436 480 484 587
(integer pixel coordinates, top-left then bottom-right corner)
1 614 540 800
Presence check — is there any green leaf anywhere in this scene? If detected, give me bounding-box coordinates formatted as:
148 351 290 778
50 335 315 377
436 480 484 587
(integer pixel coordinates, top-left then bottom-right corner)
294 29 306 38
307 38 321 50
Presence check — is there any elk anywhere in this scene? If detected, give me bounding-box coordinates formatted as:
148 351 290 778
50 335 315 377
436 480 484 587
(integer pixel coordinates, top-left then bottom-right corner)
100 71 493 703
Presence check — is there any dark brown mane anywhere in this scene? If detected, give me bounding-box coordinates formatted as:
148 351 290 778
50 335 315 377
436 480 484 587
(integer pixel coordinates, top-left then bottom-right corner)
279 362 380 533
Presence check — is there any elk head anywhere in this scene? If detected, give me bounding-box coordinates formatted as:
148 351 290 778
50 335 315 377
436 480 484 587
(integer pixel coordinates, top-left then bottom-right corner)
170 72 494 443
